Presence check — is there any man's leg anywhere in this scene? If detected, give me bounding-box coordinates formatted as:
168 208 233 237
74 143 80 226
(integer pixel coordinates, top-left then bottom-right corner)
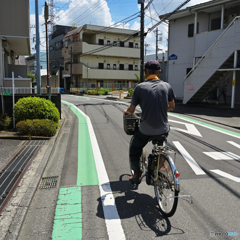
129 130 149 174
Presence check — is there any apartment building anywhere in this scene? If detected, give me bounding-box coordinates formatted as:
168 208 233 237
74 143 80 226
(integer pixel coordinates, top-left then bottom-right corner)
0 0 31 90
160 0 240 106
61 24 140 90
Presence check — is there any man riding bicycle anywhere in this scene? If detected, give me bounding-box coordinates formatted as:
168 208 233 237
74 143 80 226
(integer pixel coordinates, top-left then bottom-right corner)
124 60 176 184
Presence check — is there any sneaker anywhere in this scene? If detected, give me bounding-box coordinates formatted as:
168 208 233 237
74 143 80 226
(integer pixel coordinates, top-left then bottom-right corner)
129 171 142 184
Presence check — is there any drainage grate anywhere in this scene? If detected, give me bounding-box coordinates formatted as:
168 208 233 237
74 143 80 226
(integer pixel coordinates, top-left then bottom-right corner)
39 176 58 189
24 140 46 146
0 145 41 212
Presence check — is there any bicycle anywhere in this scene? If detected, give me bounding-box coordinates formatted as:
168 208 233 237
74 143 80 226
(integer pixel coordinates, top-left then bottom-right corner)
124 113 192 217
205 87 227 105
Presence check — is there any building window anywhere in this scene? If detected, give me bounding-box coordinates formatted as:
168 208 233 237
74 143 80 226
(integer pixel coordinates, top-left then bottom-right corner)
120 41 124 47
113 41 117 46
98 63 104 69
135 65 138 70
119 64 124 70
135 43 138 48
107 64 110 69
65 40 68 48
186 68 192 75
73 55 78 63
188 23 199 37
129 42 133 48
113 64 116 70
73 34 79 42
65 63 68 70
129 64 133 70
99 39 104 45
107 40 110 45
211 18 221 31
55 41 62 50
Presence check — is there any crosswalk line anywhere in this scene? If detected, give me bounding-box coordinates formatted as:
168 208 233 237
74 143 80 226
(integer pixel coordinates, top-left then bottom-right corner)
173 141 206 175
228 141 240 149
203 152 240 160
211 170 240 182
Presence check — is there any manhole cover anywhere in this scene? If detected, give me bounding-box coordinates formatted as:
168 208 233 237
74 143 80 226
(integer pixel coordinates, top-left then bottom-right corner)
39 176 58 189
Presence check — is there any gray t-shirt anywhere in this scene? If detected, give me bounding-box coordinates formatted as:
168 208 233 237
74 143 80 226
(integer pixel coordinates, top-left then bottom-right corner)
131 79 175 135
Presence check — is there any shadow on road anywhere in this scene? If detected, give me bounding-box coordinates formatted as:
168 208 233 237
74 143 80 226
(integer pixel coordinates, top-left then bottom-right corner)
96 175 185 237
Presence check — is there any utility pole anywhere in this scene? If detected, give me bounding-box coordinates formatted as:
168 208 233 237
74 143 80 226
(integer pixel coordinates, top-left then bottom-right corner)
155 28 158 60
44 2 50 98
35 0 41 95
144 43 150 56
139 0 145 83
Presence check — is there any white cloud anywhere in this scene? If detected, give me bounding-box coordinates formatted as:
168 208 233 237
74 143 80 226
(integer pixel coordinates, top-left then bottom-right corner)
30 0 114 53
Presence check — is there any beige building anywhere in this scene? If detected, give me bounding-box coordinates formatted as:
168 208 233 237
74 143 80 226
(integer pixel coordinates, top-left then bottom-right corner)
62 24 140 90
0 0 31 91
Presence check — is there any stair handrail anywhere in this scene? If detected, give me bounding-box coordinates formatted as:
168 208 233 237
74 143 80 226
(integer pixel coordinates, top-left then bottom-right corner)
184 16 240 81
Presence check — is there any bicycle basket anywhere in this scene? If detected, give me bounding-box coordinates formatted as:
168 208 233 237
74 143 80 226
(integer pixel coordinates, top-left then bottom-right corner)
123 114 140 135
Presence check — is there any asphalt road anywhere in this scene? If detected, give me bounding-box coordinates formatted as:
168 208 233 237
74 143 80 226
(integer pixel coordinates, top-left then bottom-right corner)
57 95 240 239
10 94 240 240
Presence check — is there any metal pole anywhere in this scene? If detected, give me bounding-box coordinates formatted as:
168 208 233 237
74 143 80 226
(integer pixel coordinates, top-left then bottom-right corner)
70 46 73 85
231 50 237 108
156 28 158 60
0 38 4 113
35 0 41 95
45 21 50 95
87 63 89 90
12 72 15 129
140 0 145 83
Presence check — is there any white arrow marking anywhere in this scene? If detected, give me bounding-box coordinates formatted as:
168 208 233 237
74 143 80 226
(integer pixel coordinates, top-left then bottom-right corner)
170 120 202 137
211 170 240 182
228 141 240 149
173 141 205 175
203 152 240 160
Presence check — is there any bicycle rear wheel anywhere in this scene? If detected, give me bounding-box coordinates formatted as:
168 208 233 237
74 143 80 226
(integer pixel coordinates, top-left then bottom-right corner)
154 154 178 217
129 136 145 176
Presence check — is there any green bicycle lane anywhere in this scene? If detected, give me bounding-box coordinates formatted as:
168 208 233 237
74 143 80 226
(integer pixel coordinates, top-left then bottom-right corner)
52 101 99 240
52 100 125 240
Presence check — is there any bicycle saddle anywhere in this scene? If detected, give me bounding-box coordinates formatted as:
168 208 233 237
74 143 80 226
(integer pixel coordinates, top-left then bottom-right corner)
148 135 166 145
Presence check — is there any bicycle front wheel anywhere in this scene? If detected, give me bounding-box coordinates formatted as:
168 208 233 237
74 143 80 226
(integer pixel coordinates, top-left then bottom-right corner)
154 154 178 217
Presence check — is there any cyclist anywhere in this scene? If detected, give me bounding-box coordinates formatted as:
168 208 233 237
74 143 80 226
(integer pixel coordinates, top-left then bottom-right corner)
124 60 176 184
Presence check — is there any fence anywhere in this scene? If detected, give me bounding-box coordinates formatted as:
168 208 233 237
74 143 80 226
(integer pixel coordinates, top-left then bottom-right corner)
0 87 60 95
74 82 137 91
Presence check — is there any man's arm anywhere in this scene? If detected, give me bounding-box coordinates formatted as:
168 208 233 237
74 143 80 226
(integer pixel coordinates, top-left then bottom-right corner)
124 104 136 116
168 99 175 111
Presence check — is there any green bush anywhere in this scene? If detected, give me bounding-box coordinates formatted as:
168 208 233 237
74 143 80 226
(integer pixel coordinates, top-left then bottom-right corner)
16 119 59 137
14 97 60 123
128 88 134 97
98 88 109 95
0 114 12 130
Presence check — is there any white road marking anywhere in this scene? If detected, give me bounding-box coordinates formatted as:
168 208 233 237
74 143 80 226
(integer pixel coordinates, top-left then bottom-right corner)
169 120 202 137
64 101 125 240
203 152 240 160
211 170 240 182
228 141 240 149
173 141 206 175
168 113 240 139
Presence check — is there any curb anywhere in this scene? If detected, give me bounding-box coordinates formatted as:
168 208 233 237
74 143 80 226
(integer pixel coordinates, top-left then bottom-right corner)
1 113 66 240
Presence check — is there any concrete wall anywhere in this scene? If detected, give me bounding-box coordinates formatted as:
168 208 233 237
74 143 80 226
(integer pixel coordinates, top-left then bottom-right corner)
0 0 29 37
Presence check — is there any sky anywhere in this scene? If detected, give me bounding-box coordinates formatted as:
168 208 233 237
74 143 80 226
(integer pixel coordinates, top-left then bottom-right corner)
29 0 211 55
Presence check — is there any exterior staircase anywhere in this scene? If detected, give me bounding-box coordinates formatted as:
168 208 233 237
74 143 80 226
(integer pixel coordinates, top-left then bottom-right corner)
183 17 240 104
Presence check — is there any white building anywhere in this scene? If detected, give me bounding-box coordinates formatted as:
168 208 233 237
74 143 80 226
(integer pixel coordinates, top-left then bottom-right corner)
160 0 240 106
